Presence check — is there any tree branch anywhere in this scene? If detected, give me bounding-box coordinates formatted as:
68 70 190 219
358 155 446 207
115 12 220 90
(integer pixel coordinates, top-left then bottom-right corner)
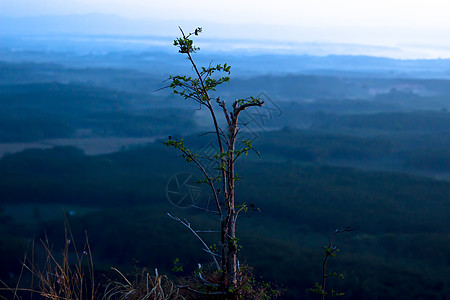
167 213 220 271
177 27 228 209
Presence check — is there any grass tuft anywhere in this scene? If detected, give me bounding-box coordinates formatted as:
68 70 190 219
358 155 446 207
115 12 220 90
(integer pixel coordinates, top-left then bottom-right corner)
104 267 183 300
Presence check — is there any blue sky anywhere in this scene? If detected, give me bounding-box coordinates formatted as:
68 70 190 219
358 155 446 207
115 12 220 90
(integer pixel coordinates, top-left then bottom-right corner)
1 0 450 58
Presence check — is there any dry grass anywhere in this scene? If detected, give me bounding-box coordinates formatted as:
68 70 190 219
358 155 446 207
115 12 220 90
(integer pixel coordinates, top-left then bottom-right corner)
1 221 99 300
0 218 184 300
104 268 184 300
32 229 97 299
0 221 277 300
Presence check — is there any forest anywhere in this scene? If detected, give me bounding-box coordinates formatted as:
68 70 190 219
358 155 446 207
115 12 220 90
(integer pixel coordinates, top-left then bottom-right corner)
0 142 449 298
1 46 450 299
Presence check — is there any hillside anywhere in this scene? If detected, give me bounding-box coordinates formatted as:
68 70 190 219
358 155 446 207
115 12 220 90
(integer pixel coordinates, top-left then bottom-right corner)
0 144 449 299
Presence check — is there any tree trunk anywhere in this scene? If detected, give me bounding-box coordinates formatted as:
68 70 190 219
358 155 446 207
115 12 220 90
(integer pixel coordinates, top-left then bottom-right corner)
221 214 238 293
221 123 239 294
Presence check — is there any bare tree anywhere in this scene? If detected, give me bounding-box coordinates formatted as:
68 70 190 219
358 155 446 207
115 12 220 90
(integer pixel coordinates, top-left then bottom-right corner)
164 27 264 296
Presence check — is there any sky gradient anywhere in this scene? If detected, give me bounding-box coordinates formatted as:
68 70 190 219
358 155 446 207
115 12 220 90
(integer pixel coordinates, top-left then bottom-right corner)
1 0 450 58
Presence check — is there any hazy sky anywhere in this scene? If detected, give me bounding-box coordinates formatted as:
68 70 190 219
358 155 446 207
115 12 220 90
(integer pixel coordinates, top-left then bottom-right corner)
1 0 450 58
2 0 449 27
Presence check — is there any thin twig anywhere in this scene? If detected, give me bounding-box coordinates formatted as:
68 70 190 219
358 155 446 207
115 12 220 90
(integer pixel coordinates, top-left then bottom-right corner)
178 285 226 296
197 264 219 287
167 213 220 270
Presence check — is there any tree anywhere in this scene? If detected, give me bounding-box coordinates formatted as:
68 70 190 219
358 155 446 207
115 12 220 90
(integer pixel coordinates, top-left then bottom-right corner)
308 227 351 300
164 27 264 296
